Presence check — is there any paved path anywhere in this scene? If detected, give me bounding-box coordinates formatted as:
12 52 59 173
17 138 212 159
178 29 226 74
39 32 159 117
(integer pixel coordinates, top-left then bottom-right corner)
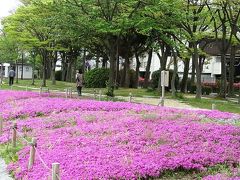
0 158 13 180
116 96 199 110
10 85 199 110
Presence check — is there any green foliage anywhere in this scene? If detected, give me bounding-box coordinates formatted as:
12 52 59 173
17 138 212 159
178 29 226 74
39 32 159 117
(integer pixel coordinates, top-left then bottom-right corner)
202 86 212 95
55 70 62 81
0 36 19 63
106 81 114 97
0 143 23 164
118 69 136 88
85 68 110 88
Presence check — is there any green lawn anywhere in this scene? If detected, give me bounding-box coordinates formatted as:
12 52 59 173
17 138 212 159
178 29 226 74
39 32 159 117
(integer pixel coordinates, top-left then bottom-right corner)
1 78 239 114
180 97 240 114
1 79 75 91
0 79 163 97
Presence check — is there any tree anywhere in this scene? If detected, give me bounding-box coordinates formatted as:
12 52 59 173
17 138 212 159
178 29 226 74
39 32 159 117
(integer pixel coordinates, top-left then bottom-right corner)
177 0 213 99
206 0 240 98
63 0 146 96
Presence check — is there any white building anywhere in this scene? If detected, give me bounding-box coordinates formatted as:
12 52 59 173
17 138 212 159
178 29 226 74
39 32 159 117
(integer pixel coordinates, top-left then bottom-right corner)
1 63 33 79
131 52 222 83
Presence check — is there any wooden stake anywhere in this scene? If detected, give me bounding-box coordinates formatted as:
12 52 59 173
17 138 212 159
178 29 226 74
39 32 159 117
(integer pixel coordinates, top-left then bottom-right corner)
39 87 43 95
52 163 60 180
65 88 68 98
129 93 132 102
99 90 102 101
69 88 72 98
93 89 97 99
12 122 17 147
212 104 216 110
28 138 37 170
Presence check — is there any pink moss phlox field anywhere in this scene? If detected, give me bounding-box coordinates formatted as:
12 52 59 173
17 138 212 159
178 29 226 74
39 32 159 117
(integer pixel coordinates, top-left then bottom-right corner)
0 90 239 179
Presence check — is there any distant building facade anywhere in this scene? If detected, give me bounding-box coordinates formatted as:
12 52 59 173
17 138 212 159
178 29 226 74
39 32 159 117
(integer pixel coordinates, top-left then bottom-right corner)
1 63 33 79
131 40 240 83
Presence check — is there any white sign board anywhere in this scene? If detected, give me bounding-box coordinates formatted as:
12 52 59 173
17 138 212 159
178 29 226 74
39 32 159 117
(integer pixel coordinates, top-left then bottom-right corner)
161 70 169 87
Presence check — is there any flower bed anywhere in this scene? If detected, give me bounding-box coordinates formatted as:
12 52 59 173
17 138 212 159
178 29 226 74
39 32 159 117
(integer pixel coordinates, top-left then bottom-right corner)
0 91 239 179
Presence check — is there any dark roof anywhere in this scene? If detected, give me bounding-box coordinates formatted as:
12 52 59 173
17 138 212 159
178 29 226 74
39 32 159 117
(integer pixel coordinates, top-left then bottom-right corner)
199 39 240 56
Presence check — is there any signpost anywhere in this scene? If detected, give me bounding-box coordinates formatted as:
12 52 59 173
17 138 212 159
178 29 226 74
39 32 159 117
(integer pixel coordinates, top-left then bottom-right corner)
159 70 169 106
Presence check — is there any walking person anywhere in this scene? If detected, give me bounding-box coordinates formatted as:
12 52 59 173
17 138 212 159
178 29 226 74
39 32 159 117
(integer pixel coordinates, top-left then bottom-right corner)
76 69 83 96
8 67 15 86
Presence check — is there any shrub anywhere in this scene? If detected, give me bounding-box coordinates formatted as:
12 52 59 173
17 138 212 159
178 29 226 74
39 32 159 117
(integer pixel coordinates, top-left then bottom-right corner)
233 83 240 90
129 69 136 88
55 71 62 81
151 70 160 89
202 86 212 95
151 70 179 91
202 82 220 93
138 77 145 88
118 69 136 88
85 68 110 88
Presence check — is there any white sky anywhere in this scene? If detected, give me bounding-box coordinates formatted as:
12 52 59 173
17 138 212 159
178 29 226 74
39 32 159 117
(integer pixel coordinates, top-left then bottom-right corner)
0 0 21 18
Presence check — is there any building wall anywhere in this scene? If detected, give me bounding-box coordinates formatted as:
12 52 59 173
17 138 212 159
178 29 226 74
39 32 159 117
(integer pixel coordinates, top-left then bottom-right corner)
2 63 33 79
132 53 222 83
17 65 32 79
84 52 223 83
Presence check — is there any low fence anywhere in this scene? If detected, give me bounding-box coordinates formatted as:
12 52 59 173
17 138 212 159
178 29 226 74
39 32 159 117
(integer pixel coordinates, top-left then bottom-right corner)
10 122 60 180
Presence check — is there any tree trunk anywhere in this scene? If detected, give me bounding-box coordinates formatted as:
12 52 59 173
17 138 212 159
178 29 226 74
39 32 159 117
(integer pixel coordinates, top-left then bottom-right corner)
102 55 108 68
120 62 126 87
219 23 227 98
0 63 3 85
61 52 67 81
157 46 170 91
115 46 120 88
134 52 141 88
220 53 227 98
66 60 73 82
46 55 51 79
40 49 48 87
82 48 86 73
108 39 116 96
51 51 57 85
193 43 202 99
42 52 47 87
228 45 236 97
96 53 99 69
143 48 153 88
171 51 178 97
31 55 36 85
72 55 77 82
181 58 190 93
16 60 18 84
124 56 130 88
190 57 196 93
21 52 24 80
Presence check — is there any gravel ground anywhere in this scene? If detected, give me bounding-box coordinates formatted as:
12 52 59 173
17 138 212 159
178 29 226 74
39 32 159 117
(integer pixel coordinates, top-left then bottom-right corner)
116 96 200 110
0 158 12 180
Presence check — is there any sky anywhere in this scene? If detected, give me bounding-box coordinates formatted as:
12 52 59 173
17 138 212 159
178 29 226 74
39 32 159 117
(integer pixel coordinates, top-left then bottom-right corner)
0 0 21 18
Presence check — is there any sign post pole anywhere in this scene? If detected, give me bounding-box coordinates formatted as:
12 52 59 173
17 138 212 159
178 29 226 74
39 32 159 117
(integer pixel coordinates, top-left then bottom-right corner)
159 70 169 106
160 70 165 106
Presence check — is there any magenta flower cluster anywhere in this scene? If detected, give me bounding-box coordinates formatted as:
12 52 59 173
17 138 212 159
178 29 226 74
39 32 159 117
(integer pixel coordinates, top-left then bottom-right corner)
0 90 239 179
